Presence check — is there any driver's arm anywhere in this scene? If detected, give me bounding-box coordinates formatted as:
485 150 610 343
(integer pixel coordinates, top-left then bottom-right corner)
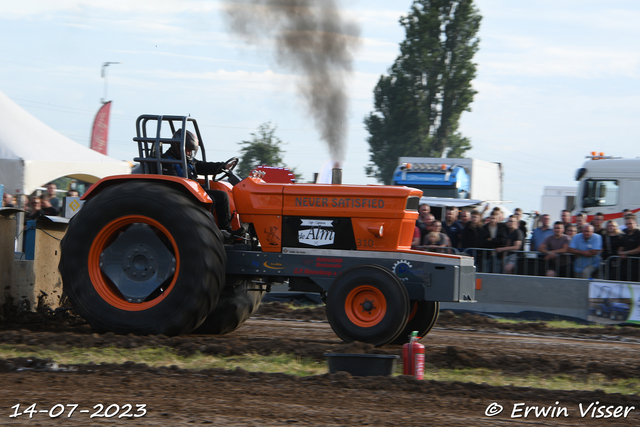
193 161 225 176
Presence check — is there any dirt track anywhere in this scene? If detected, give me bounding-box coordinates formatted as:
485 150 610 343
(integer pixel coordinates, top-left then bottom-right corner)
1 305 639 426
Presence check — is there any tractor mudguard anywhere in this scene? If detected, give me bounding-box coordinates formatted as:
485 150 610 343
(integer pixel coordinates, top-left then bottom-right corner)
82 174 212 206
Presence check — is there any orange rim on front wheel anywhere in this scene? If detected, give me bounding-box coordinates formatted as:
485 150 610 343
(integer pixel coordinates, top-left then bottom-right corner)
88 215 180 311
344 285 387 327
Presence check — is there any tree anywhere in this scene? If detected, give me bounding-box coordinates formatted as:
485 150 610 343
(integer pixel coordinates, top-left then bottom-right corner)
237 123 299 179
364 0 481 184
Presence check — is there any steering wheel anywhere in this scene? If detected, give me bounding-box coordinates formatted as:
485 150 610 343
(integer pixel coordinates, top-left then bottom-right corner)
212 157 239 182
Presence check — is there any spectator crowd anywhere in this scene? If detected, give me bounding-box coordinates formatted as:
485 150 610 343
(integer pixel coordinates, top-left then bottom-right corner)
413 205 640 281
1 182 79 220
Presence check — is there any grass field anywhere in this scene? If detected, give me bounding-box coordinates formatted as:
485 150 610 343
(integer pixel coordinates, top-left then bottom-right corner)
1 344 637 396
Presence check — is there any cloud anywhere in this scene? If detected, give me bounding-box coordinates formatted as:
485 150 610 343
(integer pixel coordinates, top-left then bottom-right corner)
475 3 640 80
513 5 640 34
479 41 640 79
115 68 297 97
344 7 407 27
356 37 399 64
345 71 381 100
0 0 222 17
113 49 265 69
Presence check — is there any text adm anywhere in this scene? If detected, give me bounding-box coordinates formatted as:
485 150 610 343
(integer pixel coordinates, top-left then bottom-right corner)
295 197 385 209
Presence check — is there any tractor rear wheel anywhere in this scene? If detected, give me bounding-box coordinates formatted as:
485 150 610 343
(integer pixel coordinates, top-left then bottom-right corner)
391 301 440 344
194 277 265 334
59 181 225 336
326 265 409 347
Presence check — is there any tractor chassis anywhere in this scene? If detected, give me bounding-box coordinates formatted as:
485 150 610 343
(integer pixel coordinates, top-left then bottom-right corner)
225 246 476 303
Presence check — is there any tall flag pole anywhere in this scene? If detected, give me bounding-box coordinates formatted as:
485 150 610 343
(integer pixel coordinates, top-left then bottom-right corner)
90 62 120 155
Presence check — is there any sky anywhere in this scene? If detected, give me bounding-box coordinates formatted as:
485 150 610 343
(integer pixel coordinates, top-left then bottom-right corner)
1 0 640 214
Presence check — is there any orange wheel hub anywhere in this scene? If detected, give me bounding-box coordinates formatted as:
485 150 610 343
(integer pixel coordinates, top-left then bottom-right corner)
344 285 387 327
88 215 180 311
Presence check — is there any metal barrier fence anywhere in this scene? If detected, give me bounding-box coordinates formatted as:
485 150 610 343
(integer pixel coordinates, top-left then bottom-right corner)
461 248 576 277
603 256 640 282
413 245 640 281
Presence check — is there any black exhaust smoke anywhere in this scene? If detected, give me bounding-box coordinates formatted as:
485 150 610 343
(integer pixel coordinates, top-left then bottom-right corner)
222 0 361 163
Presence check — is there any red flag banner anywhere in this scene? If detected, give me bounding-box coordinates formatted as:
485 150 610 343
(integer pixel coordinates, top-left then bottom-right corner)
90 101 112 155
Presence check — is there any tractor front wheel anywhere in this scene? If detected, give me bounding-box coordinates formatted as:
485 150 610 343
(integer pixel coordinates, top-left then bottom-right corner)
326 265 409 347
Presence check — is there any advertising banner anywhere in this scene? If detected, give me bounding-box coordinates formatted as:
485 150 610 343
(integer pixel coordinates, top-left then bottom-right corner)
90 101 112 155
588 281 639 325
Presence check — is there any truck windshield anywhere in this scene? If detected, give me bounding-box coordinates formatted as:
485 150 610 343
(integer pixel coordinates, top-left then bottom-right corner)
582 179 619 208
407 185 467 199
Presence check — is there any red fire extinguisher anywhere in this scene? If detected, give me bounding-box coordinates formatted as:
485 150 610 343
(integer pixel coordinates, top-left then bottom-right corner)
402 331 425 379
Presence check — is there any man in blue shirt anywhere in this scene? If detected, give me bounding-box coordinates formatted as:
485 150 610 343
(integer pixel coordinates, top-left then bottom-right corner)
568 224 602 278
530 214 553 252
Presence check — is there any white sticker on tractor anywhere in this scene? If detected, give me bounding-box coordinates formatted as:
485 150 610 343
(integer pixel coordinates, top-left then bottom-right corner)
298 220 335 246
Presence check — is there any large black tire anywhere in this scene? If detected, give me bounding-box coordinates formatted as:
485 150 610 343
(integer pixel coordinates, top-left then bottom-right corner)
59 181 225 336
326 265 410 347
193 276 264 334
391 301 440 344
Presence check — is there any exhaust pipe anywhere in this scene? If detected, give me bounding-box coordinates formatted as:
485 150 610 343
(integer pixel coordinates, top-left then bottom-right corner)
331 168 342 184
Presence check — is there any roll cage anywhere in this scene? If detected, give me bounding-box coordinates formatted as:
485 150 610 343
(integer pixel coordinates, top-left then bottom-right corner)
133 115 211 190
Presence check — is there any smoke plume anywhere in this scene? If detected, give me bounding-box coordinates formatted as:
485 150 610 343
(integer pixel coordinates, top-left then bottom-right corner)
223 0 361 162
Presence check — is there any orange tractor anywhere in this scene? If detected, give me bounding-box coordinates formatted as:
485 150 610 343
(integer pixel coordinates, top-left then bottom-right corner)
59 115 475 346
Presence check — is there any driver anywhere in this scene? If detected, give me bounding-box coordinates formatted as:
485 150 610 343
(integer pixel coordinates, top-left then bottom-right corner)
161 129 238 237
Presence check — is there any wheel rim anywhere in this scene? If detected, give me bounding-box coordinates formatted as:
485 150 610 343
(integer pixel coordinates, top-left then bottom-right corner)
88 215 180 311
344 285 387 327
408 301 419 321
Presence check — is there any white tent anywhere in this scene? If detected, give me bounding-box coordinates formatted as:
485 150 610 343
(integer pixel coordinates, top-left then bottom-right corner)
0 90 130 196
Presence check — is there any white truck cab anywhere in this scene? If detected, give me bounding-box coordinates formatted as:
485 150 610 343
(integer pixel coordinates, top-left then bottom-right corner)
574 154 640 223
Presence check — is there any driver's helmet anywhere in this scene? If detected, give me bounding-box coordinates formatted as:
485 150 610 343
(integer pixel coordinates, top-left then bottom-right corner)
169 129 199 161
